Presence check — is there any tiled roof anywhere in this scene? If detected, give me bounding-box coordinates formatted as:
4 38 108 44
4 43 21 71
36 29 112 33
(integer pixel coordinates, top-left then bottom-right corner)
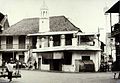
2 16 81 35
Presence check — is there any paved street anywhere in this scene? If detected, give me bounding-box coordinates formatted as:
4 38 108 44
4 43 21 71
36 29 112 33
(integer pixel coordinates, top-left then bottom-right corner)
0 70 119 83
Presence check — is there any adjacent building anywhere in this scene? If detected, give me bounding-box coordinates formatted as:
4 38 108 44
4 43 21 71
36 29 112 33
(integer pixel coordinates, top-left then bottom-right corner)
105 1 120 70
106 33 116 63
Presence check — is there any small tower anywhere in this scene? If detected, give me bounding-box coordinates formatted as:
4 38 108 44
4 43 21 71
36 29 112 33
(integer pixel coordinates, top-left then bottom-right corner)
39 1 49 32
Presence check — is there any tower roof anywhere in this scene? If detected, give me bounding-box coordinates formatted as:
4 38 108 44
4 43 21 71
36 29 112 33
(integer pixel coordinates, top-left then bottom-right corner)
40 1 48 10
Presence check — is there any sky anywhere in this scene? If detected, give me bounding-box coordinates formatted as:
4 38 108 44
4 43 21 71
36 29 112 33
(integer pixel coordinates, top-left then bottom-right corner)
0 0 119 42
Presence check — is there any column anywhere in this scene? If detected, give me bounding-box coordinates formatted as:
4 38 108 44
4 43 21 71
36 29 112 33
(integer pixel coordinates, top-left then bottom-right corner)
41 37 45 48
72 33 77 46
36 36 40 49
61 34 65 46
78 35 81 45
24 52 28 63
49 36 53 47
0 53 2 66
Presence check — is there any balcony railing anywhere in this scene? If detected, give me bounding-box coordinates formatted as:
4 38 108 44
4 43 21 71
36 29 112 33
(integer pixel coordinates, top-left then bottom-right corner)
0 44 26 49
19 44 25 49
6 44 13 49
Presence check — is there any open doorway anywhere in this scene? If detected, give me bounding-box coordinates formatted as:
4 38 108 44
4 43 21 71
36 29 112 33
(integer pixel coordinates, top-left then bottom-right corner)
38 58 41 69
50 59 62 71
2 52 15 62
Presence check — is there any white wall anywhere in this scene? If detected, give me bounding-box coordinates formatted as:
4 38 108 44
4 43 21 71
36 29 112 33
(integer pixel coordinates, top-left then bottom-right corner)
31 50 101 72
62 65 74 72
90 51 101 71
24 51 29 63
72 51 101 72
37 53 50 70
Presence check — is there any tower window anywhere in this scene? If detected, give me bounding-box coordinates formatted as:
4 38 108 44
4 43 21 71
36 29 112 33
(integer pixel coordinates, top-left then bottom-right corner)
43 11 45 17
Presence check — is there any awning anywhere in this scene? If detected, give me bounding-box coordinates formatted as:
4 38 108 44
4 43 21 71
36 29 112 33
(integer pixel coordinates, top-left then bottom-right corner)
32 46 101 53
39 52 64 59
41 53 53 59
53 52 63 59
28 31 78 36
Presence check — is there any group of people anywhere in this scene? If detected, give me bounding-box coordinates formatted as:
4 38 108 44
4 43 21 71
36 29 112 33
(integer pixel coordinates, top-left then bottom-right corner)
99 63 111 72
2 58 17 82
1 58 37 82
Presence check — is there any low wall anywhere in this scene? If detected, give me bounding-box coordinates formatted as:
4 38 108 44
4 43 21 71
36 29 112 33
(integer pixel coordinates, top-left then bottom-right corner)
41 64 50 70
62 65 75 72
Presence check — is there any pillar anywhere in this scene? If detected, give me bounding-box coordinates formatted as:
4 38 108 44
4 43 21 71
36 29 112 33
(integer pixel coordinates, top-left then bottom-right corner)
61 34 65 46
72 33 77 46
24 52 29 63
36 36 40 49
78 35 81 45
49 36 53 47
0 53 2 66
41 37 45 48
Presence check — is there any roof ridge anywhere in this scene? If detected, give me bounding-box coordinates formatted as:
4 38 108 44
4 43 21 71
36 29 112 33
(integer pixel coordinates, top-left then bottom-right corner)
21 15 66 20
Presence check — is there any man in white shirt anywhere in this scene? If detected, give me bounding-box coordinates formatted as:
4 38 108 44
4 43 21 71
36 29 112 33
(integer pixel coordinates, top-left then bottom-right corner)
6 61 13 82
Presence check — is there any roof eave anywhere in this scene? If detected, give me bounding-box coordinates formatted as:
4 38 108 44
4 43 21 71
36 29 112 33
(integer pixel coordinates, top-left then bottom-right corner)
28 31 78 36
105 1 119 13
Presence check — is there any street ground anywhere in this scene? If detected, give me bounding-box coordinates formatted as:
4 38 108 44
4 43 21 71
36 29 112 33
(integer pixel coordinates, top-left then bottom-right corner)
0 70 119 83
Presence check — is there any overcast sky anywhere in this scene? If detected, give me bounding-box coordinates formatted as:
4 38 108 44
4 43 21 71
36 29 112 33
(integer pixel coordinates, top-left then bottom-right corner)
0 0 119 42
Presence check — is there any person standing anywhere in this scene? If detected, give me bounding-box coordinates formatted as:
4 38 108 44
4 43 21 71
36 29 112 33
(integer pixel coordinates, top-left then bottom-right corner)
6 61 13 82
34 61 37 69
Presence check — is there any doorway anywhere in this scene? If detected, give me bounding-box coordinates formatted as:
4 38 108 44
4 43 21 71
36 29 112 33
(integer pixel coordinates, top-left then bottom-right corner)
2 52 15 62
38 58 41 69
50 59 62 71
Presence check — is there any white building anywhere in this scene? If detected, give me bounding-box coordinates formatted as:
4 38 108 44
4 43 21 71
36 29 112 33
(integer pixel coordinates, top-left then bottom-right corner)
0 2 101 72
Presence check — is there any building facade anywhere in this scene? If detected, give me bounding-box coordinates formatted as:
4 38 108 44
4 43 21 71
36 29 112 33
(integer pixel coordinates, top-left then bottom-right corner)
0 3 102 72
